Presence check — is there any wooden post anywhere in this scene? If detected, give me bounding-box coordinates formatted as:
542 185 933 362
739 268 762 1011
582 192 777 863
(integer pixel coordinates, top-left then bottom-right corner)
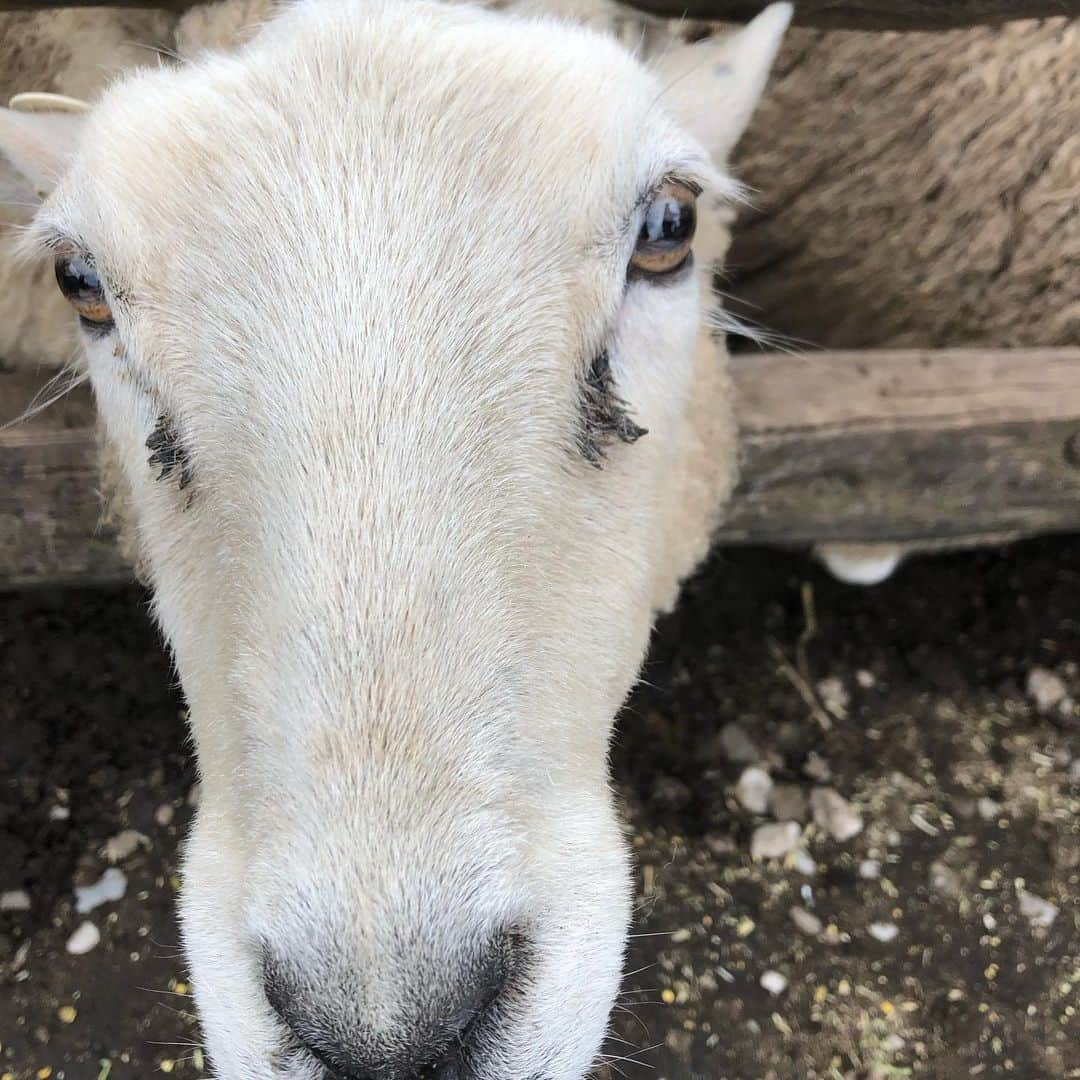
3 349 1080 586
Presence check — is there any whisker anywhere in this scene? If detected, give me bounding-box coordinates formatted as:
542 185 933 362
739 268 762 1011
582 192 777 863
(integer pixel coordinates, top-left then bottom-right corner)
123 39 185 63
709 306 820 355
0 365 88 433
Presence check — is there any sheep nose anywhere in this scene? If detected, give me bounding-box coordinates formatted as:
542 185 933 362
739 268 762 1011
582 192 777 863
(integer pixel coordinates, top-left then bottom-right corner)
263 933 518 1080
318 1058 466 1080
308 1038 470 1080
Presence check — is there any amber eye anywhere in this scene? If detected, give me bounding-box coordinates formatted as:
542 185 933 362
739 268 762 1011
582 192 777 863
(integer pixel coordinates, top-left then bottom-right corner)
630 182 697 277
55 254 113 329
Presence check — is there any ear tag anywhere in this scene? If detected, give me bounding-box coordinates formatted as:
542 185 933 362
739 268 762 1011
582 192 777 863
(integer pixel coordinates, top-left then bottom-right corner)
9 92 91 115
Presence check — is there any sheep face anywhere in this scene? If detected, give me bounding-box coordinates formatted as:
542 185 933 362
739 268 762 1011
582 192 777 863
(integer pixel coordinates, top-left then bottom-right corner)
2 1 788 1076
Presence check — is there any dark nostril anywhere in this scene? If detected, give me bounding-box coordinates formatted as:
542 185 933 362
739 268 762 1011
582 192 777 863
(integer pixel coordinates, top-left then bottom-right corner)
415 1060 465 1080
265 928 526 1080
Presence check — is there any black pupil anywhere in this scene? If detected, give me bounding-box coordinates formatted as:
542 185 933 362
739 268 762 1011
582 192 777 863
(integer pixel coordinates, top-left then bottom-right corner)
640 195 694 247
55 255 102 301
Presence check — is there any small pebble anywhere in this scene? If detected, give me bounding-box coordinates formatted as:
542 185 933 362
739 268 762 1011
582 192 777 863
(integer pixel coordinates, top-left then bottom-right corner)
154 804 175 827
803 753 832 782
868 921 900 943
735 766 773 814
751 822 802 860
48 805 70 822
930 860 962 898
13 939 31 971
977 797 1003 822
790 906 823 935
66 921 101 955
816 676 849 717
75 868 127 914
768 784 808 823
101 830 149 864
760 970 788 995
855 669 876 689
858 859 881 880
1018 888 1059 929
810 787 864 842
57 1005 77 1024
1027 667 1067 713
790 848 818 876
718 723 761 764
0 889 31 912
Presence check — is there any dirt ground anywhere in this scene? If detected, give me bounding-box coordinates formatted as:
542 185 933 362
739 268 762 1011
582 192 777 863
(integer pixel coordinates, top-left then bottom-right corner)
2 538 1078 1080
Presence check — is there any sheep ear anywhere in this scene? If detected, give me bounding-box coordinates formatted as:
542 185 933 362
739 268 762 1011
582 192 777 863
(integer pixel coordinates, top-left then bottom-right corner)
653 2 792 163
0 100 87 198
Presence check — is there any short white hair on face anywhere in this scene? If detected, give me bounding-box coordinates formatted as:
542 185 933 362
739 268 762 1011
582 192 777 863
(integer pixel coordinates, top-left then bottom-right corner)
0 1 791 1076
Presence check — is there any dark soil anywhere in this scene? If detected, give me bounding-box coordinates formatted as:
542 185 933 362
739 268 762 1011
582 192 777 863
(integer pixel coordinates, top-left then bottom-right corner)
2 539 1079 1080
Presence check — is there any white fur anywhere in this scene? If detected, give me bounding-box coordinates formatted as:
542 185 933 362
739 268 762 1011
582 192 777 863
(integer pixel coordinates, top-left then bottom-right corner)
0 1 789 1076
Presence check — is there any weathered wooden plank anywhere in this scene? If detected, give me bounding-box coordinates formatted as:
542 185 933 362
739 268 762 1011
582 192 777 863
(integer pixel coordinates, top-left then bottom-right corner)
0 0 1075 27
716 348 1080 544
3 348 1080 586
0 370 126 586
624 0 1080 28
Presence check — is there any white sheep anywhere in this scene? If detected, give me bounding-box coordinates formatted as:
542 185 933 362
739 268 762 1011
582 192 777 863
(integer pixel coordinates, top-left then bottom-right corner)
0 1 790 1076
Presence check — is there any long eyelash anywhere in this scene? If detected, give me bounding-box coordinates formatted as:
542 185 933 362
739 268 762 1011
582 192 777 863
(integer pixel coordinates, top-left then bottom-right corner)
577 350 647 468
146 413 194 493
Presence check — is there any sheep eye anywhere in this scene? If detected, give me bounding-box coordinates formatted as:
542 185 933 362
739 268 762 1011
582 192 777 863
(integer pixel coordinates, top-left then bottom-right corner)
55 254 113 329
630 182 697 277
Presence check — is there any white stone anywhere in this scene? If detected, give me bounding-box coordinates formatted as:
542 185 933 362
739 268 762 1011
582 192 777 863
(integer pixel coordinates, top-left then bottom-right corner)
810 787 863 842
789 906 822 936
868 921 899 943
0 889 31 912
750 822 802 860
977 797 1002 822
735 766 773 815
101 829 149 863
858 859 881 880
1018 888 1059 929
816 676 850 717
760 970 788 995
75 867 127 914
1027 667 1067 713
66 920 101 955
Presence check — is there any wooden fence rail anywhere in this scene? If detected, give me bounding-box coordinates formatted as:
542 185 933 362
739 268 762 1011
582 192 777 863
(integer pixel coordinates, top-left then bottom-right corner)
3 348 1080 586
0 0 1077 27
